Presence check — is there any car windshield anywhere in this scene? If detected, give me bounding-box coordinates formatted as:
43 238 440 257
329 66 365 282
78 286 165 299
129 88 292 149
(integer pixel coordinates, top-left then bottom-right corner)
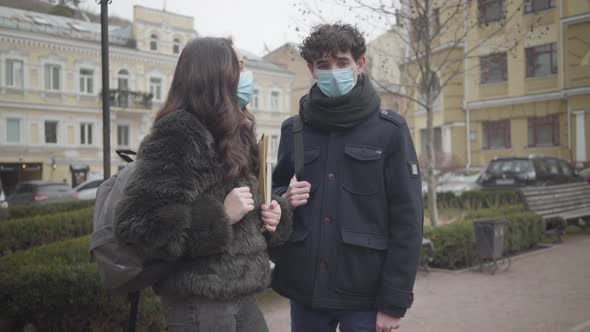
488 160 533 175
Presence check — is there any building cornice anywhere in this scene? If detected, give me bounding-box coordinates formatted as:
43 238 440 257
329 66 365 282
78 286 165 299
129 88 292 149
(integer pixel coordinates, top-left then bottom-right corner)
0 29 179 66
561 13 590 25
466 87 590 110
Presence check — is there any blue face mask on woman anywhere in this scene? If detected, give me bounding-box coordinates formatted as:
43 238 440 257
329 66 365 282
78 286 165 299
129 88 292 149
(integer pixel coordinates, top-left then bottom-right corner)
315 64 357 97
237 70 254 108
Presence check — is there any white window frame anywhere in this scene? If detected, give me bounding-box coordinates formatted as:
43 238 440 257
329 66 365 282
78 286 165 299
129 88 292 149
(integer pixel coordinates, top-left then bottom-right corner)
270 89 282 112
172 37 182 55
148 73 165 102
1 113 26 146
252 88 260 110
79 122 95 146
116 68 133 91
149 33 159 51
270 134 280 154
40 58 65 94
43 119 61 145
1 52 29 92
77 65 97 96
116 122 132 148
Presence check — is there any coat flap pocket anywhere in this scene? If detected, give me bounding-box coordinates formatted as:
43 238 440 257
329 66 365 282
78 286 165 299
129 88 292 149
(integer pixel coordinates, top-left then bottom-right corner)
90 226 116 251
341 230 387 250
344 145 382 161
287 229 309 243
304 148 320 165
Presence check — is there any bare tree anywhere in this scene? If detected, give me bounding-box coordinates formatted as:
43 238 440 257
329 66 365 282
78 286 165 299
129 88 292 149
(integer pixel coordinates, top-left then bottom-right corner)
294 0 548 226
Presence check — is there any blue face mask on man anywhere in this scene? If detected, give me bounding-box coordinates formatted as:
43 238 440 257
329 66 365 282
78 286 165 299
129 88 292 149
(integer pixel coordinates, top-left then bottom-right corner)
237 70 254 108
314 64 358 97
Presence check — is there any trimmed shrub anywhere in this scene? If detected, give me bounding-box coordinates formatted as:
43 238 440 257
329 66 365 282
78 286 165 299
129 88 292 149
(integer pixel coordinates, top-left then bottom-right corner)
427 190 522 210
1 200 95 221
0 208 94 255
424 207 544 269
0 237 165 331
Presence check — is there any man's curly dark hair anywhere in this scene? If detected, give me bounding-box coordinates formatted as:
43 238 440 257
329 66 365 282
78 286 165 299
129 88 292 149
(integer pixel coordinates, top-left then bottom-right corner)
299 23 366 64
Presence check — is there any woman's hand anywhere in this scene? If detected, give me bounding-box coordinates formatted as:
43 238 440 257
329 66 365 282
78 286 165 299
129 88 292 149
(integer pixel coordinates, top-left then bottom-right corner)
261 200 282 232
224 187 255 225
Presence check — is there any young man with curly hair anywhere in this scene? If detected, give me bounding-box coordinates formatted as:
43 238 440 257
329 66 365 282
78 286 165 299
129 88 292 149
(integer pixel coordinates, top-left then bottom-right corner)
271 23 424 332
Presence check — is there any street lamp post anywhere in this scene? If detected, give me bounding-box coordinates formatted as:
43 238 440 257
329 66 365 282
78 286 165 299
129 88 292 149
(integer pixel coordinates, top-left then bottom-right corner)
98 0 111 180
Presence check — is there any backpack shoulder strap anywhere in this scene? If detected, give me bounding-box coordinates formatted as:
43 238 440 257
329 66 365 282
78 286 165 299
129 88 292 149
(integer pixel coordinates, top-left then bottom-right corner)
292 115 304 181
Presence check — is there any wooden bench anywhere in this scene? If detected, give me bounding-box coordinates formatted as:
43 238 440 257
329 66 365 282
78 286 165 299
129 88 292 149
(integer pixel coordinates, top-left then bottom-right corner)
519 182 590 243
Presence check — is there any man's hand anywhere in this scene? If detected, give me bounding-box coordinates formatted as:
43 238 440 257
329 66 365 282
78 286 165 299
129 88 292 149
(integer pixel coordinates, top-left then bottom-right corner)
376 311 401 331
283 176 311 209
261 200 281 232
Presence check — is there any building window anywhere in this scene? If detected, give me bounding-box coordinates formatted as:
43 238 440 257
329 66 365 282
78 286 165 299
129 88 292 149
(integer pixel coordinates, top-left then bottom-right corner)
270 91 280 111
528 115 559 147
420 127 443 154
525 0 555 13
252 89 259 110
45 120 58 144
117 69 130 90
149 77 162 101
79 68 94 94
80 123 93 145
479 0 504 24
44 64 61 91
270 135 279 154
117 125 130 147
173 38 181 54
150 34 158 51
526 43 557 78
483 120 511 149
6 118 21 143
5 59 23 89
480 53 507 84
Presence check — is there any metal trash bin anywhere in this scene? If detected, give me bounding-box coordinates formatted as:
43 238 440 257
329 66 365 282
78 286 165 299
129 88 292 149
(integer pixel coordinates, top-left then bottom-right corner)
473 220 506 259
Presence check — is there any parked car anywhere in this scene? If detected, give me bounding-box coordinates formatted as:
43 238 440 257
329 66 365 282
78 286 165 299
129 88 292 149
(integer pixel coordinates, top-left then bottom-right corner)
7 181 77 207
477 156 583 189
580 168 590 184
437 169 482 196
73 178 104 200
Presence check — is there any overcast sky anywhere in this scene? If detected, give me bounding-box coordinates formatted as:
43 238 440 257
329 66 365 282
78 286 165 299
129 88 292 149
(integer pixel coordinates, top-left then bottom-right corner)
81 0 390 56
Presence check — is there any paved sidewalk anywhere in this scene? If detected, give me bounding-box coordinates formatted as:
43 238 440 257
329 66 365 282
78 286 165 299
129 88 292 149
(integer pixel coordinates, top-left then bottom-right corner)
259 235 590 332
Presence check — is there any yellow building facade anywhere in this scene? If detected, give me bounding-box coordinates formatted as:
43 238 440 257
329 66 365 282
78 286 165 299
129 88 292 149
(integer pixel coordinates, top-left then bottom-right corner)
401 0 590 170
0 4 293 194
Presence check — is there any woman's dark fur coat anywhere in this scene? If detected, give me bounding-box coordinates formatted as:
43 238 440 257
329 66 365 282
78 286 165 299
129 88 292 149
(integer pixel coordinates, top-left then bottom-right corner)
114 109 293 300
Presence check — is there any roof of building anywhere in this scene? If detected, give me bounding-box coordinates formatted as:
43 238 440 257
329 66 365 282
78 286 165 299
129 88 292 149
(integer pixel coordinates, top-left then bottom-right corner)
241 48 293 75
0 5 135 46
0 5 292 75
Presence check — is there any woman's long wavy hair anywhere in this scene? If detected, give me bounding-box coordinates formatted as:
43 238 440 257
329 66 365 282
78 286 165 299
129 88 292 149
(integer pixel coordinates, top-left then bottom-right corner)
155 37 259 188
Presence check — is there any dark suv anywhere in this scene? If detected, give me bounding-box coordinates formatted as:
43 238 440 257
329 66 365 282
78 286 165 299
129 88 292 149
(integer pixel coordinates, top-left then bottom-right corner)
7 181 76 207
477 156 584 189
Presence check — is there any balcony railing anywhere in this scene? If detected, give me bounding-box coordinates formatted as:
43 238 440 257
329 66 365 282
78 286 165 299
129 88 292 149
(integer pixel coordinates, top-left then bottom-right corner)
103 90 153 110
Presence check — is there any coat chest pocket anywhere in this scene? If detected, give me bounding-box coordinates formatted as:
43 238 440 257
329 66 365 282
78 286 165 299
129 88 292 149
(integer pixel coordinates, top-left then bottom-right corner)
341 145 383 195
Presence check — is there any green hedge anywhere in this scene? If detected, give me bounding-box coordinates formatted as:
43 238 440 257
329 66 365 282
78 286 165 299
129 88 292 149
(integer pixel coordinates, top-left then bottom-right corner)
1 200 96 222
424 207 544 269
0 237 165 331
0 208 94 255
427 190 522 210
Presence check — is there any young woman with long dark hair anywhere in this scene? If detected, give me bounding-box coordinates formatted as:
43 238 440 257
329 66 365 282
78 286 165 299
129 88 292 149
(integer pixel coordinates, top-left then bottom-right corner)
114 37 293 332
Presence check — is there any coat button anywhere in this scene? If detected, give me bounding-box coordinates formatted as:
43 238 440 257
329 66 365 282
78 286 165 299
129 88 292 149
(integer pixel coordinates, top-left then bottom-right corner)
381 110 388 115
320 258 328 268
324 217 332 224
328 173 336 181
